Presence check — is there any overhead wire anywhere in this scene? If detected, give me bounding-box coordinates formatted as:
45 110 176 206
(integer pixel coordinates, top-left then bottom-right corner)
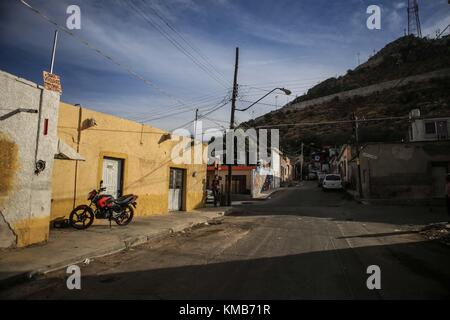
145 1 228 82
17 0 190 108
126 0 230 89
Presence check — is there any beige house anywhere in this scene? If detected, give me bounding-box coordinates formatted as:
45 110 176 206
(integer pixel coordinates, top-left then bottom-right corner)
51 102 207 221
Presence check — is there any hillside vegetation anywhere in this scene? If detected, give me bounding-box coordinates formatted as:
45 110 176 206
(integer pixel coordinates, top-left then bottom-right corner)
243 35 450 153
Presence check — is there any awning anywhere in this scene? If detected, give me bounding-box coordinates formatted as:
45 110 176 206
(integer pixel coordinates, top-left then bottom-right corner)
54 139 85 161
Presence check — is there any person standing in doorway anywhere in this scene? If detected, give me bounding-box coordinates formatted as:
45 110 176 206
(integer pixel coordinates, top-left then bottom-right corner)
212 175 220 207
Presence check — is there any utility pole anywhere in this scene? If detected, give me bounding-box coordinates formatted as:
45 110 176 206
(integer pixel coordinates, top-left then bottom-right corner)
194 108 199 141
300 142 304 181
227 47 239 206
50 30 58 73
353 112 363 199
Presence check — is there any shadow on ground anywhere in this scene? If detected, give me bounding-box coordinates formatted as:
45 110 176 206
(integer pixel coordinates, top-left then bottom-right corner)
1 239 449 300
228 186 448 226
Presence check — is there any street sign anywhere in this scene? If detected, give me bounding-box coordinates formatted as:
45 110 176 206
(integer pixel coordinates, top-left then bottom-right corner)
362 152 378 160
43 71 62 94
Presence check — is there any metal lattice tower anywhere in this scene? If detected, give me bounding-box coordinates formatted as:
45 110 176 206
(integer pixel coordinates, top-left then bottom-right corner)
407 0 422 37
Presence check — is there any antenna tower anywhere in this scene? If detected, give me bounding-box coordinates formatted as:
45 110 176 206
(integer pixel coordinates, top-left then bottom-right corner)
407 0 422 37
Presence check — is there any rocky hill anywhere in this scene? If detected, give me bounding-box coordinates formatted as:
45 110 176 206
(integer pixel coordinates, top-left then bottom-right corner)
243 35 450 154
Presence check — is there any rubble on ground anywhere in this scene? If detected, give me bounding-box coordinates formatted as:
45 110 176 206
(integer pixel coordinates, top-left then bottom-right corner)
419 223 450 246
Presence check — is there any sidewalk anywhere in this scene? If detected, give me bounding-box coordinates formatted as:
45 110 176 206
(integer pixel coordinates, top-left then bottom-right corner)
254 187 286 200
0 207 228 288
343 187 446 207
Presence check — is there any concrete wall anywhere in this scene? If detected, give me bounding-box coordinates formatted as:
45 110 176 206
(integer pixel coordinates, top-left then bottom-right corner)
207 168 253 194
0 70 60 248
51 103 206 220
280 156 293 185
410 118 450 142
359 141 450 200
271 149 281 188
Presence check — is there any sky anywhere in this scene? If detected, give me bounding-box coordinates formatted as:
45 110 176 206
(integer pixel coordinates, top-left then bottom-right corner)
1 0 449 132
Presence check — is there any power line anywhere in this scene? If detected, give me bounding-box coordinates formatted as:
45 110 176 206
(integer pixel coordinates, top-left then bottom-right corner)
126 0 230 89
238 99 279 108
131 92 230 122
170 99 230 131
145 1 228 82
121 92 226 117
254 115 411 128
17 0 190 109
139 95 228 123
241 76 326 87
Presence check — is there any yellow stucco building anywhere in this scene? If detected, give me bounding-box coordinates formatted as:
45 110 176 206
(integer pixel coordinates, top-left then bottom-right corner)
51 102 207 221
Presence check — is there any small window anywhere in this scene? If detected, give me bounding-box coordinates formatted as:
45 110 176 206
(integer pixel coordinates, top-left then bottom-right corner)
425 122 436 135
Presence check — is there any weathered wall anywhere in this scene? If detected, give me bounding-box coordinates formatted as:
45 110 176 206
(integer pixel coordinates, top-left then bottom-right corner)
360 141 450 199
51 103 206 220
410 118 450 142
251 170 274 198
207 168 253 194
0 70 60 248
280 156 293 184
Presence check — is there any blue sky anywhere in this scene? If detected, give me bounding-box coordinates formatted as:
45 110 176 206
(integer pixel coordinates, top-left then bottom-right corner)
1 0 449 131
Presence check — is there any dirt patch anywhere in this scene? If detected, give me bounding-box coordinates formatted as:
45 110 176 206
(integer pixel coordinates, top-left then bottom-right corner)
420 223 450 246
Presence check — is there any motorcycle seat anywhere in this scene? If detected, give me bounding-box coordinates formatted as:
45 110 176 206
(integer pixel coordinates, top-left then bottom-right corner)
115 195 135 204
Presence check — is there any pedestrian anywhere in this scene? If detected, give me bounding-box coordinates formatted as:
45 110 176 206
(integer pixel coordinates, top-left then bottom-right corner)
446 174 450 222
212 175 220 207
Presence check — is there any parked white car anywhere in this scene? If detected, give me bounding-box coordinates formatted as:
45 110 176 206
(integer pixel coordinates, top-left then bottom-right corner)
322 174 343 191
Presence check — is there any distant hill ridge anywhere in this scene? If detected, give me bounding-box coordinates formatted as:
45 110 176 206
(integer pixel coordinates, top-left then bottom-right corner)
243 35 450 151
288 35 450 105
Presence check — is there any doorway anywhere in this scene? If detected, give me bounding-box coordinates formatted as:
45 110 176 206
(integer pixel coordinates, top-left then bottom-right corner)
169 168 185 211
102 157 124 198
431 164 448 198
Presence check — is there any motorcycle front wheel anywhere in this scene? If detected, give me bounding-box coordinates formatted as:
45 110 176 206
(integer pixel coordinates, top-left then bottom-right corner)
115 205 134 226
69 205 95 230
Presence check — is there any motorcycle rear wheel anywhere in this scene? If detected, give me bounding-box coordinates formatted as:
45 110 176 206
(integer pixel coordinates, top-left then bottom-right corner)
114 205 134 226
69 205 95 230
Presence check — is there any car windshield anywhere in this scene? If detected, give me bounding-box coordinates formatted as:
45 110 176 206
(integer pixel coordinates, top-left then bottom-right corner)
326 175 341 181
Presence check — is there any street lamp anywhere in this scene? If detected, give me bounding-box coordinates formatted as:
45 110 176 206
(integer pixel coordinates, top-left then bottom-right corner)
225 86 291 205
236 87 291 112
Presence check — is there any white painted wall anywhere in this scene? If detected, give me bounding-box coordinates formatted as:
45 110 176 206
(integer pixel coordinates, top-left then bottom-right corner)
410 118 450 142
0 70 60 248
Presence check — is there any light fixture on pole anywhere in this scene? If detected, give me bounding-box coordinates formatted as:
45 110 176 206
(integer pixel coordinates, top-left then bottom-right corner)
236 87 291 112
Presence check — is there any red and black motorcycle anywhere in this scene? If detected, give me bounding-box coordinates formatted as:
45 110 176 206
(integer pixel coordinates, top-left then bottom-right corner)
69 182 138 230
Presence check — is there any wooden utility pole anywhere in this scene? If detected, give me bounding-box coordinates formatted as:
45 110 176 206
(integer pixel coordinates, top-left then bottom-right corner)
300 142 304 181
194 108 199 141
353 112 363 199
227 47 239 206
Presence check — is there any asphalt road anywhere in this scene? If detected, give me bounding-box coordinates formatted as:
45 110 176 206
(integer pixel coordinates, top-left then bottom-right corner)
2 182 450 299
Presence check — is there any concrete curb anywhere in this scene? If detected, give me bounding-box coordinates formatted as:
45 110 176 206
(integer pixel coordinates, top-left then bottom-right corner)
252 187 285 201
0 213 224 290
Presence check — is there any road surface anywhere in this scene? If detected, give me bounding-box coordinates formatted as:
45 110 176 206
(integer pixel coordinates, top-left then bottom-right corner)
2 182 450 299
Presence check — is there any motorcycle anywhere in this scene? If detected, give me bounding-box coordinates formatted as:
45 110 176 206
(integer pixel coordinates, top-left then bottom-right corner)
69 181 138 230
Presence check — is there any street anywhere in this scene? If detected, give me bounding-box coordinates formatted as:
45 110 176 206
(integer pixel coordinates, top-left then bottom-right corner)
2 182 450 299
